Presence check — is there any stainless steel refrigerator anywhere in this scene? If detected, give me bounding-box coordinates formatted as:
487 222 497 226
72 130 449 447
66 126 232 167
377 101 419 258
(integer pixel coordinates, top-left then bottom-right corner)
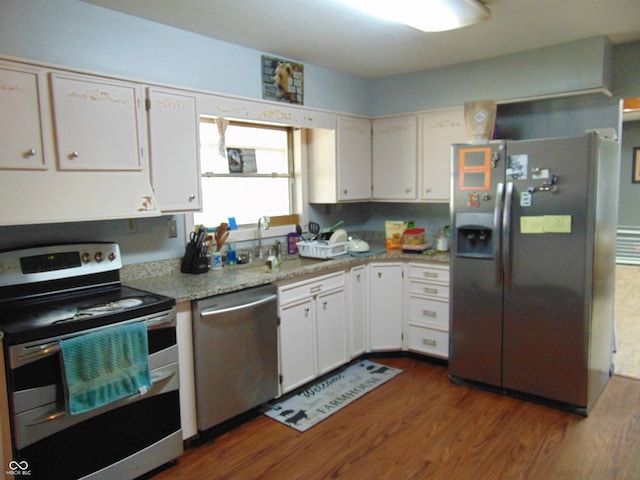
449 132 619 415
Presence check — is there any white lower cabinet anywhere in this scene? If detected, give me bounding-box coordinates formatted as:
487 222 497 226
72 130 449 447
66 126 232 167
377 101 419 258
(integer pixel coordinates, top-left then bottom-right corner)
405 263 450 358
368 262 404 351
279 297 316 394
277 271 347 395
316 288 348 375
348 265 367 358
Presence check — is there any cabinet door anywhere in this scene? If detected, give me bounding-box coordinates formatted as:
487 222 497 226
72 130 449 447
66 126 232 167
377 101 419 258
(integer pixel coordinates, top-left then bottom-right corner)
337 117 371 201
147 88 201 211
316 288 347 375
50 72 144 171
0 63 48 170
279 298 316 394
420 107 466 202
349 266 367 358
372 116 417 200
175 302 197 439
368 263 404 350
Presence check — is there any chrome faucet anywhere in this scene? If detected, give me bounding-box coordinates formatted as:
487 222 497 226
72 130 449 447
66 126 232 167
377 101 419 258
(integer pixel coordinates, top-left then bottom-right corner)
257 216 270 259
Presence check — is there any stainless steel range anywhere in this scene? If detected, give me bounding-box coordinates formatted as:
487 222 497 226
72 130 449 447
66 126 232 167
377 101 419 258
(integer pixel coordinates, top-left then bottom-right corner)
0 243 182 480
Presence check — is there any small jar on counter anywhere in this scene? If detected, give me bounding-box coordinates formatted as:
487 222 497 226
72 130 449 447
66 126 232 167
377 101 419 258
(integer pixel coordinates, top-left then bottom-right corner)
436 227 449 252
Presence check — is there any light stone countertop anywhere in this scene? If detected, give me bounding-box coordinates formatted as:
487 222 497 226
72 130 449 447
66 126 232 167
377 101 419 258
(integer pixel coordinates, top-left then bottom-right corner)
122 248 450 304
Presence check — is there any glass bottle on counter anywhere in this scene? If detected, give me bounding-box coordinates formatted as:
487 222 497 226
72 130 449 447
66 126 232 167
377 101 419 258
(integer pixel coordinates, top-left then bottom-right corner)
436 227 449 252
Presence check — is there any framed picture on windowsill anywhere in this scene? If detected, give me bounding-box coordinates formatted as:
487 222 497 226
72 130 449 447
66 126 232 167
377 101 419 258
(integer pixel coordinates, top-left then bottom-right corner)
227 148 257 173
633 147 640 183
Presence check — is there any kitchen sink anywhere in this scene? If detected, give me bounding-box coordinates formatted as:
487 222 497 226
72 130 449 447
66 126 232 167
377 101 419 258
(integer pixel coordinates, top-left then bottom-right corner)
244 256 328 274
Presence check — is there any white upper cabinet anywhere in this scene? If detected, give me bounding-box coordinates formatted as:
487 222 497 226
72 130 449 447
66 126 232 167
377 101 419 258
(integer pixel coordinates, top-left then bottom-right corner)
147 87 201 212
336 117 372 201
49 72 144 171
307 116 371 203
419 107 466 202
0 62 50 170
372 116 417 201
0 60 160 226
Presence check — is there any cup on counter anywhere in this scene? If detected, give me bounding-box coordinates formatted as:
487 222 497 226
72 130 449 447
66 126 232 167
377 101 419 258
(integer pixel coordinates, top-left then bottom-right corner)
266 255 280 271
212 251 223 270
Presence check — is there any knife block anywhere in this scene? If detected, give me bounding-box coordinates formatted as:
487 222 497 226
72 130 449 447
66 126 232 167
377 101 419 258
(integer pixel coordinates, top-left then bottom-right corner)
181 244 210 274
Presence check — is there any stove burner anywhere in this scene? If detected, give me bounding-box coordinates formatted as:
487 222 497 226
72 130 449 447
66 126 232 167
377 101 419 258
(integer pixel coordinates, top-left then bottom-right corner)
80 298 144 313
48 298 146 325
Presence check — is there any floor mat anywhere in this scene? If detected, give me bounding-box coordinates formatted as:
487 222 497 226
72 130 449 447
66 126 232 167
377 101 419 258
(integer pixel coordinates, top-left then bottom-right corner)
260 359 402 432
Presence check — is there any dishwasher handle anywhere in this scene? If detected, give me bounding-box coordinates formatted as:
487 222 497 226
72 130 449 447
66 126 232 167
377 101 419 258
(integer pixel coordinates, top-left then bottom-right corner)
199 294 277 318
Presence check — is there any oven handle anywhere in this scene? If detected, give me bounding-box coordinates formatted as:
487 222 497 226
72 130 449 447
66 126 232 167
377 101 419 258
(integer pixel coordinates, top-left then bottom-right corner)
25 369 176 426
15 313 175 364
146 311 176 330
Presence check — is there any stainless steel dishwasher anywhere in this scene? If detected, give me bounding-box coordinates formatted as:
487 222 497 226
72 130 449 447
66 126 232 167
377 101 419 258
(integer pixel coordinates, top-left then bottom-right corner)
192 284 279 431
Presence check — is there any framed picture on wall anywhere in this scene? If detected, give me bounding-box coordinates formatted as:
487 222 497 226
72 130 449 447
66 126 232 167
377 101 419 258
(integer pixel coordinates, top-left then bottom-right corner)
633 147 640 183
262 55 304 105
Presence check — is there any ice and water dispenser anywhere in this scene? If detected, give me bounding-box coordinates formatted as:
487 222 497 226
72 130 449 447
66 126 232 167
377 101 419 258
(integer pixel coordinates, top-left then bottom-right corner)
455 212 494 258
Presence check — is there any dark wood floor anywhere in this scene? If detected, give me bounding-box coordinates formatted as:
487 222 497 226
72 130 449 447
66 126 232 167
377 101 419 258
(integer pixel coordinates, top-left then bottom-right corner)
151 356 640 480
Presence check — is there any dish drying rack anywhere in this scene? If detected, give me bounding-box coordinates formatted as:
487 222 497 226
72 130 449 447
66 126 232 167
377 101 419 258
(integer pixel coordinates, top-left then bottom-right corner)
297 240 349 259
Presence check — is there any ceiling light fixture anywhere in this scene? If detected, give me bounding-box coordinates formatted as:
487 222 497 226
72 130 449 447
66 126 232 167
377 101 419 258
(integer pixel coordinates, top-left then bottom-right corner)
341 0 491 32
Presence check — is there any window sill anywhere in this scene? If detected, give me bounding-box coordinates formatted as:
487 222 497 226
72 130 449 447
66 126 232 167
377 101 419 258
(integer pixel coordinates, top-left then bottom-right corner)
225 224 295 243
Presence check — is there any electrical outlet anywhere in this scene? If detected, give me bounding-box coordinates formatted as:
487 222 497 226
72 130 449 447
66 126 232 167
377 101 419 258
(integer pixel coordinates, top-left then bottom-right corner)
167 219 178 238
127 219 137 234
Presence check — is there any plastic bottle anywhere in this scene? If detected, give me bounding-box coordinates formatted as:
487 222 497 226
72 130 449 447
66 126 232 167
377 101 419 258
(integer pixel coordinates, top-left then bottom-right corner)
287 232 299 254
226 244 237 265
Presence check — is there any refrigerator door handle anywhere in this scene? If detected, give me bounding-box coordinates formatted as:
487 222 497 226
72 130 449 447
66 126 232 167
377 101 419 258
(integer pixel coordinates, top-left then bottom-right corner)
503 182 514 288
494 182 505 287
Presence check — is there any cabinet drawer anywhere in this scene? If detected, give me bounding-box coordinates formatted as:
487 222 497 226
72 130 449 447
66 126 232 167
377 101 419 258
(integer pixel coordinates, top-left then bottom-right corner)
407 296 449 329
408 263 449 283
407 324 449 358
278 271 345 305
408 280 449 299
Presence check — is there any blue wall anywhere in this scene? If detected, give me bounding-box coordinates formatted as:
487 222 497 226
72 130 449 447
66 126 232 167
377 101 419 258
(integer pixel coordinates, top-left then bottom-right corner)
369 37 614 116
0 0 370 116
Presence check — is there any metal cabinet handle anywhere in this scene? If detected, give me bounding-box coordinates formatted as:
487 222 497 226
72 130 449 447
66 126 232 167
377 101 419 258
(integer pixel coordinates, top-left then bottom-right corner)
422 338 437 347
423 287 438 295
201 294 277 317
421 309 437 317
188 194 196 201
24 148 37 157
69 151 79 159
422 271 438 278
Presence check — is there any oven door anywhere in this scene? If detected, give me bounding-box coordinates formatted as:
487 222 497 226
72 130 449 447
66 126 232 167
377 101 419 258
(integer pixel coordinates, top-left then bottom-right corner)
5 309 182 480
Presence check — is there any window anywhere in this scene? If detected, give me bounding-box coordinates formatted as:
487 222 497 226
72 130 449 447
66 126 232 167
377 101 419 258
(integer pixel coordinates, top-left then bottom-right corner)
194 118 294 228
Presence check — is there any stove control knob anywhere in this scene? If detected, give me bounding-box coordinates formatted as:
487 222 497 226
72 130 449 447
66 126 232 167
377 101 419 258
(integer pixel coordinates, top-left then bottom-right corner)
108 252 116 262
94 252 104 263
82 253 91 263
